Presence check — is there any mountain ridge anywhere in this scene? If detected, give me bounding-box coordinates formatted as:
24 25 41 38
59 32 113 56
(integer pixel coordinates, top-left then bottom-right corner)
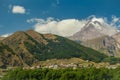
69 19 120 57
0 30 110 68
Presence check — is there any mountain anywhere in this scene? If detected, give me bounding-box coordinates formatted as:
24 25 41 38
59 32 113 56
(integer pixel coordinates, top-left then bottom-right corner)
69 18 120 57
70 18 118 41
0 30 109 68
69 22 105 41
112 32 120 44
80 36 120 57
0 37 5 41
0 43 24 68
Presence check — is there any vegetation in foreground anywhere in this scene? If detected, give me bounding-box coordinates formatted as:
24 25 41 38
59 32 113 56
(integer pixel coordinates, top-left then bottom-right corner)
1 67 120 80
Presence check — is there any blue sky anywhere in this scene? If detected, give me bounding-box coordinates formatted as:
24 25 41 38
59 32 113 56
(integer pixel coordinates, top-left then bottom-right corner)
0 0 120 35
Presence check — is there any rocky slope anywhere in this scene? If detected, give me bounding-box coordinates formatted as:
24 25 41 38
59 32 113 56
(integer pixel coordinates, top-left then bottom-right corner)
69 18 120 57
70 21 105 41
81 36 120 57
112 32 120 44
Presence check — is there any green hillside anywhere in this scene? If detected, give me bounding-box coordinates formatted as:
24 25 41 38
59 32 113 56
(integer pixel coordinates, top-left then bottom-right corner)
0 30 119 67
2 30 107 63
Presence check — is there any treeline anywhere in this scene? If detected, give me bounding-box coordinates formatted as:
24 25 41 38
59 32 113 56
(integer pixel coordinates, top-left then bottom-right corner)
1 67 120 80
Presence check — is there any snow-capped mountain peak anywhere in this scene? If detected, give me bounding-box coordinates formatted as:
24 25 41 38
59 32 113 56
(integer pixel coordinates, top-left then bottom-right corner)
84 17 118 36
69 17 118 41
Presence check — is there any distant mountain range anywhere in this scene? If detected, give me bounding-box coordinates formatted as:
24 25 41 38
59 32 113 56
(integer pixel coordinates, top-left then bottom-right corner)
0 30 110 68
69 18 120 57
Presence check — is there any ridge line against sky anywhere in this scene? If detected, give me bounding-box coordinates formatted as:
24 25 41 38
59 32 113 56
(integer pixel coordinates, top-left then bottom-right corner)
1 15 120 37
0 0 120 36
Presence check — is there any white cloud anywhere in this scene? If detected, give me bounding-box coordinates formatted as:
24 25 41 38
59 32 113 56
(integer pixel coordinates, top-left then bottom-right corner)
12 5 26 14
112 16 119 23
111 16 120 27
27 17 87 37
1 33 12 37
27 16 120 37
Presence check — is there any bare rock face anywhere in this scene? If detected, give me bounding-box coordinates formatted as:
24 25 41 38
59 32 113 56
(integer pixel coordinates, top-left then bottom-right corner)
112 32 120 44
69 19 120 57
70 18 118 41
70 23 105 41
81 36 120 57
